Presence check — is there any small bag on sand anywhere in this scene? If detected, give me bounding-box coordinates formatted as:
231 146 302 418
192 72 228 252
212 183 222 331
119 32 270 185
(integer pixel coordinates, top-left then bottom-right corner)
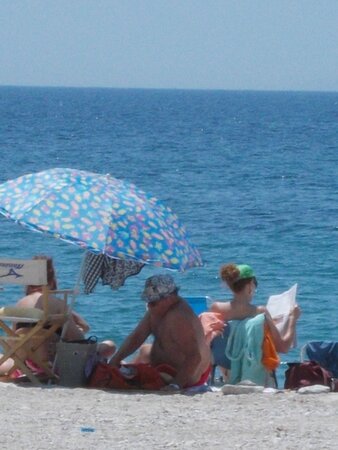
284 361 333 390
56 336 98 387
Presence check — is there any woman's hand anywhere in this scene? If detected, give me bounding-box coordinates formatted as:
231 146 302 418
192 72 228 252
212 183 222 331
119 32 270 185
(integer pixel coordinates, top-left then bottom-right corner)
289 305 301 321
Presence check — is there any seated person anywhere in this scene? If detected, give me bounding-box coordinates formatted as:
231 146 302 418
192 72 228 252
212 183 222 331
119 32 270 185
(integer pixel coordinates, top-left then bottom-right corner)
0 255 116 377
109 274 211 390
208 263 301 385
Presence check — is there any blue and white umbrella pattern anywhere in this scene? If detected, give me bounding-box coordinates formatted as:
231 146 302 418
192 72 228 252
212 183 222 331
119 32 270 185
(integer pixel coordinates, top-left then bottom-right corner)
0 168 203 272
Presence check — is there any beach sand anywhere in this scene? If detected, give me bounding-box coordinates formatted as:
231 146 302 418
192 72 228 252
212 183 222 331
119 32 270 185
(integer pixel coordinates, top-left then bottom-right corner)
1 383 338 450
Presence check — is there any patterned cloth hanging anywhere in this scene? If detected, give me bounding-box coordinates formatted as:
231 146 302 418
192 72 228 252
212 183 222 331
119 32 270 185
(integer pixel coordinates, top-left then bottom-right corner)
82 252 144 294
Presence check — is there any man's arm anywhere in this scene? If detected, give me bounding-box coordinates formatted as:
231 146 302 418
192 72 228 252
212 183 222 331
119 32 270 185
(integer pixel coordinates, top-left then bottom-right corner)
109 313 152 366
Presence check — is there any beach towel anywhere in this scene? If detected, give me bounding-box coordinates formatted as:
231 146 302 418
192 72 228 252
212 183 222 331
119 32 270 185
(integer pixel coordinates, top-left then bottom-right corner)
88 362 176 390
262 323 280 372
204 316 279 373
198 312 226 345
226 314 268 386
10 359 46 380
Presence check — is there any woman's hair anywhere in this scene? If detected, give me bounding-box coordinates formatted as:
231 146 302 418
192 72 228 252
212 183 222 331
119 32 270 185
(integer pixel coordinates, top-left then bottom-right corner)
220 263 256 293
25 255 58 295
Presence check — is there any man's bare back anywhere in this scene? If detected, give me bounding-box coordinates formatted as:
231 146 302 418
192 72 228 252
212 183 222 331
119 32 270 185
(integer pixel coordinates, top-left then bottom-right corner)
110 275 211 389
150 298 210 382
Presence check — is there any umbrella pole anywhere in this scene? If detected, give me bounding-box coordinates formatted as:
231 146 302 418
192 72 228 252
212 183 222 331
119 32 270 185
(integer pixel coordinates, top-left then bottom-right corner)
61 252 85 340
51 253 86 381
69 253 85 316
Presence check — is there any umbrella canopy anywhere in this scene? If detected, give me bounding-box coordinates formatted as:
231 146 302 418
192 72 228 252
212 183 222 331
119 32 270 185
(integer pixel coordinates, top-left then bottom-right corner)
0 168 202 271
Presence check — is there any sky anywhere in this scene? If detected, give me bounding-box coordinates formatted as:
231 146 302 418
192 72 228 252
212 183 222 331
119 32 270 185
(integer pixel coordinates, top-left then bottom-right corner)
0 0 337 92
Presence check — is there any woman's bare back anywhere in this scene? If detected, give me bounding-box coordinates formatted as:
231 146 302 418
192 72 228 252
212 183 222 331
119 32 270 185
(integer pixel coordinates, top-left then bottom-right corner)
211 300 266 322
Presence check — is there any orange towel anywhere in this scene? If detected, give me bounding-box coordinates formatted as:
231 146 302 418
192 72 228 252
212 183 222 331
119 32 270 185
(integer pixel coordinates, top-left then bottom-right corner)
262 323 280 371
199 312 225 345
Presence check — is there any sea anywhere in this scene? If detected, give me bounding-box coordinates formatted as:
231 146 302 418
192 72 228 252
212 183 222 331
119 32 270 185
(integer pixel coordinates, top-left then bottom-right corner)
0 86 337 384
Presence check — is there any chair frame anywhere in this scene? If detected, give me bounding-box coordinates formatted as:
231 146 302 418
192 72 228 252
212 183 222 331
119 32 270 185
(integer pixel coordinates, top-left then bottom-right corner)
0 258 71 385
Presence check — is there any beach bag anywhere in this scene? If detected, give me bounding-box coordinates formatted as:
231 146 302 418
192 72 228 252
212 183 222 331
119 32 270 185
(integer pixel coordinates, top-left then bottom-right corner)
56 336 98 387
284 361 333 390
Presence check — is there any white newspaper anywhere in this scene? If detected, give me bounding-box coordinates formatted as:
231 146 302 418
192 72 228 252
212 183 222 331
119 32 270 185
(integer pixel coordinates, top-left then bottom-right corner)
266 283 298 348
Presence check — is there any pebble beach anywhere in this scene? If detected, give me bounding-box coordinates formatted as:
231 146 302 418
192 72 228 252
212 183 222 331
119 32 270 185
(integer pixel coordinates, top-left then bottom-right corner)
2 383 338 450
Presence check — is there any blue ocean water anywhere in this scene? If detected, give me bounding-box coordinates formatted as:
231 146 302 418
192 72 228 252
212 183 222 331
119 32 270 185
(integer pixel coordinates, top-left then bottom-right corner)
0 86 337 380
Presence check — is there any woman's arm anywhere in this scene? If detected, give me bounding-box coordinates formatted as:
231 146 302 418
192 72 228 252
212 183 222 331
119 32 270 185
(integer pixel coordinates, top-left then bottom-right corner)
265 305 301 353
71 310 90 333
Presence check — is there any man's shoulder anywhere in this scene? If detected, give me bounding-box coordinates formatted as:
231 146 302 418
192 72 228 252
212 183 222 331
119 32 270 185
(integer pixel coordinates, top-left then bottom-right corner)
169 299 198 320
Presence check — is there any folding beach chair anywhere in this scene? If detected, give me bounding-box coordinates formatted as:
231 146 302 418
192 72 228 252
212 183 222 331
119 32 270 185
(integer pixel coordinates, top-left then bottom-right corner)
185 296 211 316
0 258 72 385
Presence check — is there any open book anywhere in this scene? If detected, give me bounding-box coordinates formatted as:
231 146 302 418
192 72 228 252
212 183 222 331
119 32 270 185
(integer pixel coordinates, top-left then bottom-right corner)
266 283 298 348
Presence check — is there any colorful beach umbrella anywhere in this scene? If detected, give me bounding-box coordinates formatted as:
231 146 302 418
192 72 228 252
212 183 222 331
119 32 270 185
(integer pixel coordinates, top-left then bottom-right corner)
0 168 202 272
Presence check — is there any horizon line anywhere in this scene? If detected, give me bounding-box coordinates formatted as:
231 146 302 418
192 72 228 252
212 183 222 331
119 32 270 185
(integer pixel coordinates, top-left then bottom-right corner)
0 83 337 95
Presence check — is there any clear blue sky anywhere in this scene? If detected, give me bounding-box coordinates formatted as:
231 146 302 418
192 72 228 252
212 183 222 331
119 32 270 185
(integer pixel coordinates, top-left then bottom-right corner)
1 0 337 91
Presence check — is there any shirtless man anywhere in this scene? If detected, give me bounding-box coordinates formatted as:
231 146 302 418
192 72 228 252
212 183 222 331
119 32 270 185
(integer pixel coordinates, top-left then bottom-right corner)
109 274 211 390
